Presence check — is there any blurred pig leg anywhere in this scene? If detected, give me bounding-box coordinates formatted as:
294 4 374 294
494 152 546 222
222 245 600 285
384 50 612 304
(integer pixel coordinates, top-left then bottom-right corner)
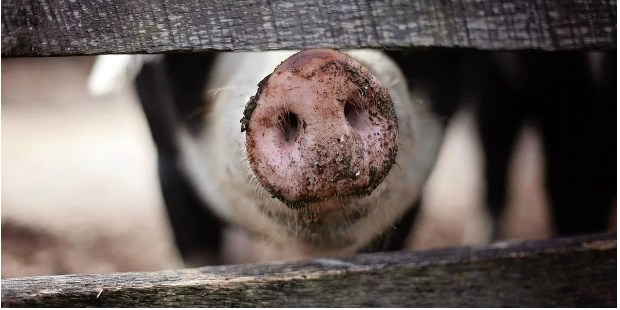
473 52 527 240
475 51 616 239
134 54 225 267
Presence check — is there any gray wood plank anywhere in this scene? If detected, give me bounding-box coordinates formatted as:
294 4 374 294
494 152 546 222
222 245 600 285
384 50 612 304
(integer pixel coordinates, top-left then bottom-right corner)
1 0 616 57
1 232 616 307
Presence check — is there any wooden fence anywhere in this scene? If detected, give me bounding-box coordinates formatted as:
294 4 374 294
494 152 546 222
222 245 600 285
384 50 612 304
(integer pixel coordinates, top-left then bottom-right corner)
1 232 616 307
1 0 617 57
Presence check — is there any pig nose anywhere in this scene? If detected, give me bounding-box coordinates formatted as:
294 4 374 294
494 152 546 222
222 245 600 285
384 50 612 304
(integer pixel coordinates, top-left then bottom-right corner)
241 49 398 208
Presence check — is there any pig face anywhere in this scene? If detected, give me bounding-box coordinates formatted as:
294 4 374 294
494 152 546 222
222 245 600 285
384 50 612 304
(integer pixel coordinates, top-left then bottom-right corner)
178 49 444 258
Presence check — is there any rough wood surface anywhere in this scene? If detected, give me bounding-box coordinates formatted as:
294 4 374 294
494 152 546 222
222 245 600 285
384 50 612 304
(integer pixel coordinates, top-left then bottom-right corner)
1 232 616 307
1 0 616 57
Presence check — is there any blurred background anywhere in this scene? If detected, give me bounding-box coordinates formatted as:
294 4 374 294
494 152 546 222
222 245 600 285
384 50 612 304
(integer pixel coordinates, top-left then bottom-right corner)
1 55 616 278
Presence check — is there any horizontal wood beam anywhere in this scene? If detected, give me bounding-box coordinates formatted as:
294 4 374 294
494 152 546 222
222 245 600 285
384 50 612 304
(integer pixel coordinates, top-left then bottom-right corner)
1 232 616 307
1 0 617 57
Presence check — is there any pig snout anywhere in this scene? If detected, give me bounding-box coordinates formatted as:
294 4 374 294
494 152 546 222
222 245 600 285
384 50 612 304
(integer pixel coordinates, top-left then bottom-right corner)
241 49 398 208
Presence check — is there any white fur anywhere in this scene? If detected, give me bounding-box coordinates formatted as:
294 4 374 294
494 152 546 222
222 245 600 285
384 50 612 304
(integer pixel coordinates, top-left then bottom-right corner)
177 50 445 258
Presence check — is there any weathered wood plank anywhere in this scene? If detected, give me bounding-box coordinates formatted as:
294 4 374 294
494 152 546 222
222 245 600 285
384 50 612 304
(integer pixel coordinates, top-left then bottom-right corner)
1 232 616 307
1 0 616 57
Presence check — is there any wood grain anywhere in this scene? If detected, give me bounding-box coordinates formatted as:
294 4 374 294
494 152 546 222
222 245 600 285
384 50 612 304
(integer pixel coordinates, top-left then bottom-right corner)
1 0 616 57
1 232 616 307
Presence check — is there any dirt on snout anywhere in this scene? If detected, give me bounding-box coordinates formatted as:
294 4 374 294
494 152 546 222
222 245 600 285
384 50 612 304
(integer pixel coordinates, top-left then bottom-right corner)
241 49 398 208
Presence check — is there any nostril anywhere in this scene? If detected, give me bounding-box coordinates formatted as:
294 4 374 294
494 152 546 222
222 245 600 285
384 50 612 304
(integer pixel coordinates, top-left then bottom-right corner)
279 112 299 142
344 101 368 131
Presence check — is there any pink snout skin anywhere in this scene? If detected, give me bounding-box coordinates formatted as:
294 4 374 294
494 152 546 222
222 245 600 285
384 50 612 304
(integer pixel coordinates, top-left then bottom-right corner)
241 49 398 210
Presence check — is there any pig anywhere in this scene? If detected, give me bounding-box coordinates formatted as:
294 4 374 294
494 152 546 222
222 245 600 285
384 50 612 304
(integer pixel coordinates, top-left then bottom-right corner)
173 50 444 262
89 48 615 267
89 49 460 265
